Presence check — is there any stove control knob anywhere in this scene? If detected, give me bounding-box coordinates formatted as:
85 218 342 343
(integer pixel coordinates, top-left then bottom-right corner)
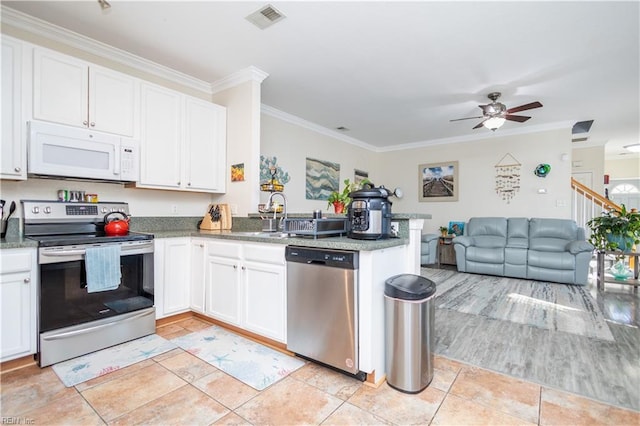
43 207 52 214
101 207 109 214
32 207 40 214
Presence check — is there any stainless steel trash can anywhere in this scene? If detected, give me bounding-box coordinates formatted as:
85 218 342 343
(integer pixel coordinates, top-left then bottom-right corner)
384 274 436 393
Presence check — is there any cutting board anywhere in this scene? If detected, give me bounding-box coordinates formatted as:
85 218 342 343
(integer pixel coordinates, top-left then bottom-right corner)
200 204 232 230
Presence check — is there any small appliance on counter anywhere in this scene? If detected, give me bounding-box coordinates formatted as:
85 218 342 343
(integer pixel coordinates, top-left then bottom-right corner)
200 204 232 230
283 217 348 238
347 183 393 240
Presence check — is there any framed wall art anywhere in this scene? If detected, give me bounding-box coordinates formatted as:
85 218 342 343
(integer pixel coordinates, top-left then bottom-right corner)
418 161 459 202
305 157 340 200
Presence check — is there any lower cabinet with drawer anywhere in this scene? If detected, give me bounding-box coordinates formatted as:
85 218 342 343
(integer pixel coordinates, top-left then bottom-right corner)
204 240 286 343
1 248 38 362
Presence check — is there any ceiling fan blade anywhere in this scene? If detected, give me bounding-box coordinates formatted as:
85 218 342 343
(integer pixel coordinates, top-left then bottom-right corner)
506 101 542 114
473 120 487 129
450 116 484 122
505 114 532 123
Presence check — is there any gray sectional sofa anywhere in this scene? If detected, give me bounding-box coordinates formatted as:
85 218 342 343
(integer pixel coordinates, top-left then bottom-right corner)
453 217 594 285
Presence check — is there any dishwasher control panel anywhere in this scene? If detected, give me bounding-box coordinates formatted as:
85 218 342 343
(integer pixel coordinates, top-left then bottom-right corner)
285 246 358 269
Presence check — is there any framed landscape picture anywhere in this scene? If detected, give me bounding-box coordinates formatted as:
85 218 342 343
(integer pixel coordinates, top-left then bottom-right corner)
418 161 459 202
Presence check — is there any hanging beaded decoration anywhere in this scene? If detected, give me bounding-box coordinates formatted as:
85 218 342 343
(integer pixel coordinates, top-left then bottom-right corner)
494 153 521 204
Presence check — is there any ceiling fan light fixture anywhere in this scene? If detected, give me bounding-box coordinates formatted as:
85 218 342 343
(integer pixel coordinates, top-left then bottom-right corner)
97 0 111 10
624 143 640 153
483 116 506 131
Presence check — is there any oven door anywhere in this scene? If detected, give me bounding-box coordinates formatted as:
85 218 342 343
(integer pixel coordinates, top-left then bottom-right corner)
37 240 155 366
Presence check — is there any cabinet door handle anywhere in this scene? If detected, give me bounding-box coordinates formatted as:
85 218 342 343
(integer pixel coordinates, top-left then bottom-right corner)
233 265 237 269
23 278 30 283
241 266 246 270
14 167 21 173
90 122 95 127
187 182 191 186
83 120 88 126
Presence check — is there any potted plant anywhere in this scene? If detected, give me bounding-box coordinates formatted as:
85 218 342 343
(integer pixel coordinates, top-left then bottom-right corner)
587 204 640 253
439 226 448 237
327 178 370 214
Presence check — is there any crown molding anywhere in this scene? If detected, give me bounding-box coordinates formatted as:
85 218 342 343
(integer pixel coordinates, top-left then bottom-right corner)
376 120 574 153
211 66 269 94
1 5 213 94
261 104 378 151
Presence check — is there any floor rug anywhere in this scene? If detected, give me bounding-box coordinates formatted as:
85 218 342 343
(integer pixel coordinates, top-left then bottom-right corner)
171 325 305 390
52 334 177 387
421 267 615 341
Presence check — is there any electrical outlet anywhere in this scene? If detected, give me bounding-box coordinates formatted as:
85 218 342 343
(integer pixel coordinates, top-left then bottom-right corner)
230 204 238 215
171 204 178 214
390 221 399 237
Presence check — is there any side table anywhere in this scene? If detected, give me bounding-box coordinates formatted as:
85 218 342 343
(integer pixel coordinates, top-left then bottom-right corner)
596 250 639 292
438 236 456 268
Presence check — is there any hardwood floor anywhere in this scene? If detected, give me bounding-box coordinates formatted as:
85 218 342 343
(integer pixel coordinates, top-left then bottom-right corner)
422 266 640 412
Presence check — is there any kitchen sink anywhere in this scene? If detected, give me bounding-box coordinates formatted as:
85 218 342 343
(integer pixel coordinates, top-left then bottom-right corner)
232 231 291 239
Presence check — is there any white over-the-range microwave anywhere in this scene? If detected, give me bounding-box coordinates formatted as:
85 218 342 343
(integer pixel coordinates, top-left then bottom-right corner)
27 120 139 182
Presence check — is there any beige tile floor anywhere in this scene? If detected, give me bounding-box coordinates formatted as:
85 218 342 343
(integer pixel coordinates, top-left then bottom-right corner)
2 317 639 425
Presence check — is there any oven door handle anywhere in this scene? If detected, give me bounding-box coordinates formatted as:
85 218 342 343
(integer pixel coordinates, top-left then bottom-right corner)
41 242 153 258
41 309 154 341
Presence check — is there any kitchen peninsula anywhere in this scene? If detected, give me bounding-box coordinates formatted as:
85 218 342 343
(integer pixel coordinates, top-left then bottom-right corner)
142 212 427 384
0 213 428 384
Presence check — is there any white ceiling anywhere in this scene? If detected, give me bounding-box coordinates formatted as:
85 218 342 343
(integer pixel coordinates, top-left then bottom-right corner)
4 1 639 159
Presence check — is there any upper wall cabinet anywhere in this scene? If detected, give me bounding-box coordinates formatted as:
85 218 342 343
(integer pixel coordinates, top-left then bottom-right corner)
1 36 26 180
32 48 139 137
184 97 226 192
138 82 227 193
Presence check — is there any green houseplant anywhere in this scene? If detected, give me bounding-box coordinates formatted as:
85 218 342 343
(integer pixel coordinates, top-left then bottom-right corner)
327 178 370 213
587 204 640 253
439 226 448 237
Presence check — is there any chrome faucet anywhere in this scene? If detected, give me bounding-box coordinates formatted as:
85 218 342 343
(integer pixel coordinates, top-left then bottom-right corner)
267 192 288 231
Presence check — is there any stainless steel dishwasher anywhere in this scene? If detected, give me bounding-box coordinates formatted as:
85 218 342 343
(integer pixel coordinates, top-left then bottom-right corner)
285 246 364 379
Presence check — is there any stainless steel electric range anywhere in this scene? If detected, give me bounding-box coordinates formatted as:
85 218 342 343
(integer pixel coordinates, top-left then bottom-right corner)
22 200 155 367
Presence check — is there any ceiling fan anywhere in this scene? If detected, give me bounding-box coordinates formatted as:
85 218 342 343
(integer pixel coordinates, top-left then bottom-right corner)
450 92 543 131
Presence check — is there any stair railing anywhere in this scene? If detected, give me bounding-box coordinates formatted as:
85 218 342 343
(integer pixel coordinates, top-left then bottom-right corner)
571 178 621 234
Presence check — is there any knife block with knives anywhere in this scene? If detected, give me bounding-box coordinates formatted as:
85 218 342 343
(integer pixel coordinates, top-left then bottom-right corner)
199 204 232 230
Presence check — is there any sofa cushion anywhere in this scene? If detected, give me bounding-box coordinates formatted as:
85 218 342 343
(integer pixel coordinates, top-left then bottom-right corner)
466 246 504 264
528 250 575 270
529 218 578 241
507 218 529 248
467 217 507 238
529 218 580 252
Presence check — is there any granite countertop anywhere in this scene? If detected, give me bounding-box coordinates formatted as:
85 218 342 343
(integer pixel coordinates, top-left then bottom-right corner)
0 235 38 250
155 229 408 251
1 229 407 251
1 212 424 250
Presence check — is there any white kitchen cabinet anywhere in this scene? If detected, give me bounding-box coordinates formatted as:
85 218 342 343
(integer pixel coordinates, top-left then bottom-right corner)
204 241 286 342
139 83 182 189
242 259 286 341
0 248 37 362
190 239 206 314
1 36 27 180
138 82 226 193
184 97 226 192
33 48 138 137
204 240 241 325
154 238 191 319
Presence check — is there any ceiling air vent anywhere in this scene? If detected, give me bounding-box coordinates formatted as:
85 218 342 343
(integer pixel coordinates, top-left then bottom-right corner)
246 4 286 30
572 120 594 134
572 137 589 143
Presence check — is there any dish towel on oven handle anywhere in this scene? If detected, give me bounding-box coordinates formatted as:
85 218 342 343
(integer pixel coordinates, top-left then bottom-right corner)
85 245 122 293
